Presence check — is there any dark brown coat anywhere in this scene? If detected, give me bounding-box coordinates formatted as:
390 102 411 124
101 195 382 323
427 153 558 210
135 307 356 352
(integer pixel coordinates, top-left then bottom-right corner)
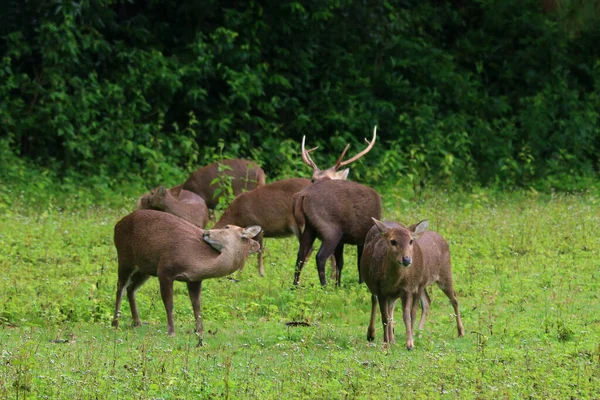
292 179 382 286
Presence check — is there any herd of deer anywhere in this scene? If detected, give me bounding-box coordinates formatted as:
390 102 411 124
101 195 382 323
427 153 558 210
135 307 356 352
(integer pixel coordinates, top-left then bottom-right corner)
112 127 465 349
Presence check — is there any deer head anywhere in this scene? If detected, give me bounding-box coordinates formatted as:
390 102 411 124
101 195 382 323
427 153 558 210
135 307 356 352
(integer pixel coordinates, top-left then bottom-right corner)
301 126 377 182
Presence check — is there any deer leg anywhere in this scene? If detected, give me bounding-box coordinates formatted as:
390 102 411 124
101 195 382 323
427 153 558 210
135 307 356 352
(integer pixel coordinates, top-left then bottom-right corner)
329 256 337 282
410 293 420 332
388 299 398 341
367 294 378 341
158 274 176 337
315 235 342 286
112 263 134 328
187 281 203 339
437 279 465 337
256 231 265 277
402 292 415 350
333 242 345 287
418 288 431 330
378 296 391 343
293 226 317 286
356 244 364 284
126 271 151 327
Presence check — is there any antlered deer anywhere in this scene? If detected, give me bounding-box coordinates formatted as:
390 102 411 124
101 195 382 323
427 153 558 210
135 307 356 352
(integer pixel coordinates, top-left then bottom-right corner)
301 127 377 182
213 129 377 277
138 185 209 228
292 179 382 286
182 159 266 212
292 126 380 286
112 209 261 339
359 219 465 349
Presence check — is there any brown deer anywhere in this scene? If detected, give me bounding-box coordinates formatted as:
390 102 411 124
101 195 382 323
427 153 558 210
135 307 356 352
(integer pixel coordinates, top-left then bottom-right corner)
292 126 380 286
212 130 376 277
213 177 311 276
137 185 183 210
359 218 465 349
182 159 266 213
292 179 382 286
301 126 377 182
138 185 209 228
112 209 261 340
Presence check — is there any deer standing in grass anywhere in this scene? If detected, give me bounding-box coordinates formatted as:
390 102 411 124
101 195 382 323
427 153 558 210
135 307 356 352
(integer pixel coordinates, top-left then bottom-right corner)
213 128 377 277
112 209 261 340
291 126 381 287
137 185 209 228
182 159 266 216
359 218 465 349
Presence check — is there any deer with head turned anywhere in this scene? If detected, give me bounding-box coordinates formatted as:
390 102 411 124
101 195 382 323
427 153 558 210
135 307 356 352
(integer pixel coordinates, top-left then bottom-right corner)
359 218 465 349
138 185 209 229
292 126 380 287
182 159 266 215
112 209 261 340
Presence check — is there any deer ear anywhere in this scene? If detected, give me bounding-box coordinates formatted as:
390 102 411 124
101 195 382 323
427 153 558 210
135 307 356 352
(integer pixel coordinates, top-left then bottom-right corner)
248 239 261 254
157 186 167 196
332 169 350 180
372 218 389 235
411 220 428 240
242 225 262 239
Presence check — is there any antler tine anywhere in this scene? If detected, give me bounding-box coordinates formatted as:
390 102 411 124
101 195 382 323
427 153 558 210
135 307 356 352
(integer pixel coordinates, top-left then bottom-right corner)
301 135 319 170
333 144 351 169
338 125 377 168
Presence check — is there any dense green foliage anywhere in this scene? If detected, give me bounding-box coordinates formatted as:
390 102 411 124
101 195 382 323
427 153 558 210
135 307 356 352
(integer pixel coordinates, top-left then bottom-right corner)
1 188 599 398
1 0 599 190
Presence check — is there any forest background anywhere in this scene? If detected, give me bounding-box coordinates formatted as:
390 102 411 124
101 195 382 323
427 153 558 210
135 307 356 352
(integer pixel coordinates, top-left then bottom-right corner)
1 0 599 202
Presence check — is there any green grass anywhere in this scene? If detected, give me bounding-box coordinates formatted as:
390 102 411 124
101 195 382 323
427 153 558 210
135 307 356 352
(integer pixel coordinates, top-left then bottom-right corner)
1 188 600 398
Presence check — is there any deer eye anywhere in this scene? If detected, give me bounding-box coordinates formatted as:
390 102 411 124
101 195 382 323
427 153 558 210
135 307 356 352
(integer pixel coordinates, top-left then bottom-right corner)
409 239 414 245
390 240 397 246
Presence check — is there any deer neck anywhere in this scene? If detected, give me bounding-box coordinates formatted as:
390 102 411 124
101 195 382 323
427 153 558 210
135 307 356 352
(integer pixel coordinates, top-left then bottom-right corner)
199 246 248 279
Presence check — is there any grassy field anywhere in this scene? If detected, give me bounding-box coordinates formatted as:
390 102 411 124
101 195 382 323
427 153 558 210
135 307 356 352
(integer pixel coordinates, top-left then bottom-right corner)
1 187 599 399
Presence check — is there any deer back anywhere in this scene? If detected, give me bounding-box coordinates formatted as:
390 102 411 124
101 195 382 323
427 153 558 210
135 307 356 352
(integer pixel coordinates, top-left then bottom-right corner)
214 178 310 237
114 210 209 276
182 159 266 209
293 180 382 244
413 230 452 286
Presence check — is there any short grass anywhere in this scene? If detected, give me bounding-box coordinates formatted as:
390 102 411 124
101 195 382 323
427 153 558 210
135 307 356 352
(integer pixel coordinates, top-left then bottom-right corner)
1 188 600 399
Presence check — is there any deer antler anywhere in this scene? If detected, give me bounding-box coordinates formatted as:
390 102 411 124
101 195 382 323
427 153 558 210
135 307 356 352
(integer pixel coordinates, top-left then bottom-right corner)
301 136 320 170
337 126 377 168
